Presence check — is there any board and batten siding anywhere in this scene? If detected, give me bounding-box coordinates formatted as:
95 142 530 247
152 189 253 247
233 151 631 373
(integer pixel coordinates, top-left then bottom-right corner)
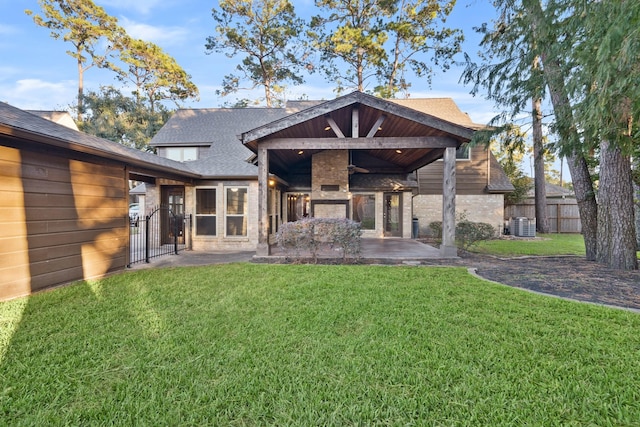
0 145 128 301
417 146 490 195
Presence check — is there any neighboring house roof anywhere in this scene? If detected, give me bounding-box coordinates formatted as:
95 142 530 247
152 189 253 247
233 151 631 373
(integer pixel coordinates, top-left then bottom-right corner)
130 183 146 195
26 110 79 131
0 102 199 179
526 182 574 198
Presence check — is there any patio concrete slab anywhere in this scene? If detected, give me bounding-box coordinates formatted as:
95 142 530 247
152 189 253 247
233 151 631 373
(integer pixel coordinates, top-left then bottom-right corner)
256 238 452 264
129 238 451 269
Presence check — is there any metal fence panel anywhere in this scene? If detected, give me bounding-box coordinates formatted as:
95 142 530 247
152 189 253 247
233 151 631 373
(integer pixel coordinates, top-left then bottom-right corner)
129 206 192 266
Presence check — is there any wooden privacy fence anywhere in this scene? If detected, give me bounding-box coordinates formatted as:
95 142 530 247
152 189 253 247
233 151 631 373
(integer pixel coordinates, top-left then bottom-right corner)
505 199 581 233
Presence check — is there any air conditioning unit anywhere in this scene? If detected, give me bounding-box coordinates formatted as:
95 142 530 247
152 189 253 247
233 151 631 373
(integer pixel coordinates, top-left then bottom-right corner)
510 217 536 237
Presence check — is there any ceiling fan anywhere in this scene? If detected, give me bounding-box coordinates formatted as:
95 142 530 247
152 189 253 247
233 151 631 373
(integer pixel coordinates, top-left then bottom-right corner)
347 150 369 174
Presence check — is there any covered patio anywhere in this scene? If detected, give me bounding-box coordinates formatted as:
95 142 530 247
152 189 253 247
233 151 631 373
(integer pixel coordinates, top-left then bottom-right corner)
240 92 475 258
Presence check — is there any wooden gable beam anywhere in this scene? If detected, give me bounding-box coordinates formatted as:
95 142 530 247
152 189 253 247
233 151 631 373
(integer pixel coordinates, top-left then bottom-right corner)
325 116 345 138
366 115 386 138
352 107 359 137
259 136 458 150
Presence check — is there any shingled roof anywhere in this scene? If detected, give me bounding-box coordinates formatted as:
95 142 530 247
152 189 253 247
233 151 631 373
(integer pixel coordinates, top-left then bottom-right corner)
389 98 484 130
486 153 516 193
150 108 289 177
0 102 199 179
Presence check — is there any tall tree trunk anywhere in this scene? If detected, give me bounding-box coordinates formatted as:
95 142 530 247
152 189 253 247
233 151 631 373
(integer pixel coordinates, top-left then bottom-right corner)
532 95 549 233
541 58 597 259
596 140 638 270
77 56 84 123
635 156 640 248
635 181 640 249
522 0 598 259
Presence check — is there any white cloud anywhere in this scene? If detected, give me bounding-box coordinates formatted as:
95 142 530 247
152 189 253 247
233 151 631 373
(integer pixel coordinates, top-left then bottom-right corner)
0 79 76 111
119 17 189 45
98 0 165 15
0 24 18 35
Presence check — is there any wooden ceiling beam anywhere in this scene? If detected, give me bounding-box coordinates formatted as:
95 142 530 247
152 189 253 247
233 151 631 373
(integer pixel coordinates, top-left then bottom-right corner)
402 148 447 172
259 136 458 150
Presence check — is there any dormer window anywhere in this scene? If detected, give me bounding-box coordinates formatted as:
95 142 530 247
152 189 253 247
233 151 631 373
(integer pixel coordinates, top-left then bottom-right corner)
166 147 198 162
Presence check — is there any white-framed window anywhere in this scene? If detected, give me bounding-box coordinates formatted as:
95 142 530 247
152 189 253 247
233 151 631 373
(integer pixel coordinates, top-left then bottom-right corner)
456 144 470 160
437 144 471 161
225 187 248 237
352 194 376 230
268 188 281 235
166 147 198 162
195 188 217 235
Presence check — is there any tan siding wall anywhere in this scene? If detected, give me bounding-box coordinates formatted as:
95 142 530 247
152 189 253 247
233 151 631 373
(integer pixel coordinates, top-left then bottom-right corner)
0 146 128 301
418 146 490 195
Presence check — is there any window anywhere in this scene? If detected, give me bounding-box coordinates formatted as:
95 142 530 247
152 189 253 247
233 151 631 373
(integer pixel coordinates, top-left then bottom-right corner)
456 144 470 160
196 189 216 235
166 147 198 161
437 145 471 161
352 194 376 230
268 188 280 235
226 187 248 236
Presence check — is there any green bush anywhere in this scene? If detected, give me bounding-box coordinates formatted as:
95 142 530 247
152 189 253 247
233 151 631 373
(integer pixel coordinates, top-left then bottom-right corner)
456 221 497 250
427 218 497 250
276 218 362 262
428 221 443 238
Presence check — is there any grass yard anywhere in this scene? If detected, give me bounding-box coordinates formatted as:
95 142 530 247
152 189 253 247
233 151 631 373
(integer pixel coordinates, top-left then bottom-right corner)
472 233 587 256
1 264 639 425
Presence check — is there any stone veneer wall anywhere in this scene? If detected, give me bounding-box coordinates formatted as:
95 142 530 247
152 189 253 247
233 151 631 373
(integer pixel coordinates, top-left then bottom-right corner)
412 194 505 237
144 183 158 215
311 150 349 202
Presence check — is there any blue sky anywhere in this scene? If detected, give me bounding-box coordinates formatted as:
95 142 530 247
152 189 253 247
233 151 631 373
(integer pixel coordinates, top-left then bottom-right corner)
1 0 499 123
2 0 571 179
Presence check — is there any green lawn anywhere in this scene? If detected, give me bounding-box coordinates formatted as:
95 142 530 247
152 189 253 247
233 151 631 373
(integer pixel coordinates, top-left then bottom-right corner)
472 233 587 256
1 264 639 425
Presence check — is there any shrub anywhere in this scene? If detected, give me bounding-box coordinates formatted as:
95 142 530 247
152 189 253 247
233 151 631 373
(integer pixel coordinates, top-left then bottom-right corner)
428 215 496 250
428 221 443 239
456 221 497 250
276 218 362 263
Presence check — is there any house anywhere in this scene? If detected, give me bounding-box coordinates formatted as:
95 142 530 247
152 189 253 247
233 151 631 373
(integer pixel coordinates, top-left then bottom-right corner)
0 91 513 301
148 92 514 254
26 110 79 131
0 102 197 300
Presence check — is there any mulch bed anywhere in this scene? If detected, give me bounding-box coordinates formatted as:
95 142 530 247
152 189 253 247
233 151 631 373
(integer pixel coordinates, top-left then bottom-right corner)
423 252 640 311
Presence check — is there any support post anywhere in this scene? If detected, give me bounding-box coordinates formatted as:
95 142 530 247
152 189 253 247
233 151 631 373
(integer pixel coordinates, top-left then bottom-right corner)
257 147 270 256
441 146 457 257
145 214 150 263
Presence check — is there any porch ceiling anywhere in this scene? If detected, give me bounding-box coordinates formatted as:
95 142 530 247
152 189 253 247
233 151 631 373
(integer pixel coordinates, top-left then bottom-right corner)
242 93 476 179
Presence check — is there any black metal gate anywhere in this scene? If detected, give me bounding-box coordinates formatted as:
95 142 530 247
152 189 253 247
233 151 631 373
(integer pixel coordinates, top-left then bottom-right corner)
129 206 192 266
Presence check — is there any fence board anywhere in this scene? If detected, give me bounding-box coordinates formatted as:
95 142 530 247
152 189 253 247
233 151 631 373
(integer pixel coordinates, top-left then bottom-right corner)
505 199 581 233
